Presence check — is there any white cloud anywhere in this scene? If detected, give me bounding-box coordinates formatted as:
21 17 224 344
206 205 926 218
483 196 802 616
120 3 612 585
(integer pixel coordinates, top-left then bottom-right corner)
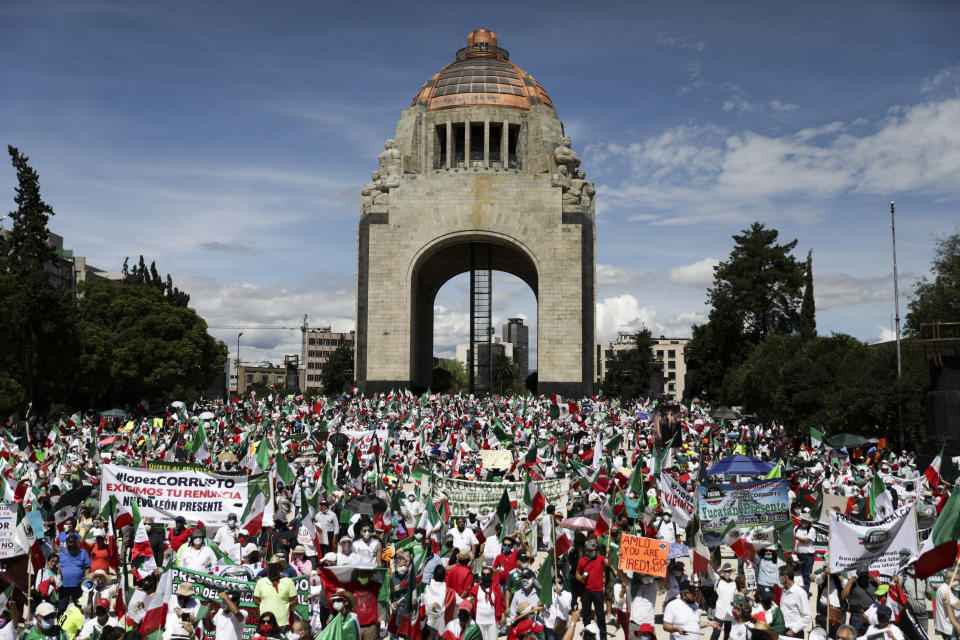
668 258 720 287
599 97 960 225
814 272 915 310
596 295 661 339
722 98 798 114
677 62 708 96
868 325 898 344
668 311 706 326
597 264 653 287
655 33 707 53
921 63 960 95
177 272 356 365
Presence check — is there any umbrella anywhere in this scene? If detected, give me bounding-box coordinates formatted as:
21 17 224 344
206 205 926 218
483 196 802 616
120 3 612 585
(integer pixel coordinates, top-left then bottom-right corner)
826 433 872 449
706 454 775 476
218 451 238 463
99 409 126 418
170 401 184 408
560 516 597 531
328 433 349 449
344 495 388 515
199 411 215 420
711 407 740 420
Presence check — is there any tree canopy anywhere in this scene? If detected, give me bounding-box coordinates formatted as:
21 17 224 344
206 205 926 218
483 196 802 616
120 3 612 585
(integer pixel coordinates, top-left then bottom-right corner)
601 327 656 400
906 229 960 334
321 341 354 395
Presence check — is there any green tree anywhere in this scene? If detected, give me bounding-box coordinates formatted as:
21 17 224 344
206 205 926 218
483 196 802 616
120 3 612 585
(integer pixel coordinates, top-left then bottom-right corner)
122 255 190 307
601 327 656 399
0 146 78 416
321 340 354 395
74 280 226 408
906 229 960 334
800 249 816 340
492 354 517 395
686 222 806 401
434 358 467 393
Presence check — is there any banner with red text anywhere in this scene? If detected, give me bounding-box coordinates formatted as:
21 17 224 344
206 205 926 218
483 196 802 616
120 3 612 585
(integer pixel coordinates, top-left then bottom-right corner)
100 464 251 525
659 472 695 527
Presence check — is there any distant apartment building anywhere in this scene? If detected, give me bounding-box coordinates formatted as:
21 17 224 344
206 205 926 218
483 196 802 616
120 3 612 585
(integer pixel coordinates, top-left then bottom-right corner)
304 329 355 390
599 333 690 402
237 362 306 396
2 229 122 294
502 317 529 380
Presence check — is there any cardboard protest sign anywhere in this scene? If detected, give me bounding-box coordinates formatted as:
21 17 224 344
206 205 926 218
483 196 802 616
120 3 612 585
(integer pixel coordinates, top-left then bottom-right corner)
617 534 670 576
480 449 513 470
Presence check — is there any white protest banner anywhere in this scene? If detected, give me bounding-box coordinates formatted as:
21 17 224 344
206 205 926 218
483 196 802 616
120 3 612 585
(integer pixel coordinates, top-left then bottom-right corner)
424 475 569 517
0 503 17 559
820 493 849 524
828 504 918 576
100 464 251 525
480 450 513 470
659 473 695 527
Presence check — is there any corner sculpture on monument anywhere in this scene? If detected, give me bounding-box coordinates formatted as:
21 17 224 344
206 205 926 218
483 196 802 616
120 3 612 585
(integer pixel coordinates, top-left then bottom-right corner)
355 29 597 396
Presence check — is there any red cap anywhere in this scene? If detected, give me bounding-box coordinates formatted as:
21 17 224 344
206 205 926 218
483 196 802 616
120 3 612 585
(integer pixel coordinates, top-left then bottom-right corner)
96 598 110 609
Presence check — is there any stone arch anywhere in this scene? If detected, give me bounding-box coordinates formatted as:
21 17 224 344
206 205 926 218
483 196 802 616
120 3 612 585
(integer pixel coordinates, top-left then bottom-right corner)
408 232 540 390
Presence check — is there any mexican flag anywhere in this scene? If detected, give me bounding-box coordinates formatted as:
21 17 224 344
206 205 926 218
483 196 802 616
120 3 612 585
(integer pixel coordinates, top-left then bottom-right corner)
481 489 517 542
925 448 943 488
100 494 134 530
0 585 14 614
240 472 271 536
809 427 823 448
188 421 210 464
317 612 362 640
44 423 62 448
537 551 555 606
316 566 389 627
417 497 444 535
915 486 960 579
13 503 44 571
135 562 173 639
130 501 157 579
0 474 27 503
722 521 755 562
869 474 894 519
593 499 612 537
523 477 547 521
549 395 569 421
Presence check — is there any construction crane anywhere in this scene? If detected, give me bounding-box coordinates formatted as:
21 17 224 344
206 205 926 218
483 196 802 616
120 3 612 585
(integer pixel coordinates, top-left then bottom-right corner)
208 315 331 362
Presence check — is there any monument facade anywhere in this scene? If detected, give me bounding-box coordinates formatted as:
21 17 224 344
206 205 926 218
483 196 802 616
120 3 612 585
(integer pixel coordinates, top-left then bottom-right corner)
355 29 596 396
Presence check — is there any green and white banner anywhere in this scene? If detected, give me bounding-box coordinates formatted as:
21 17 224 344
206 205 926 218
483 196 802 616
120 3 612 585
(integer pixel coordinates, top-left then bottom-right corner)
828 505 918 576
423 475 568 517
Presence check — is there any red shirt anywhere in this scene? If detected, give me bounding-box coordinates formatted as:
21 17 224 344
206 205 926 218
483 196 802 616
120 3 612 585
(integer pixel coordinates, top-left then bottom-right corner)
492 550 519 585
446 563 475 598
168 528 190 551
577 555 606 592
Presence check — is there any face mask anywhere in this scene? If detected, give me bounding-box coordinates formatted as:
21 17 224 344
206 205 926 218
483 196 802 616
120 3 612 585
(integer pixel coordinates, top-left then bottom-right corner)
481 575 492 586
589 550 597 559
459 613 471 625
522 579 534 590
554 583 563 593
519 561 529 569
415 533 423 541
39 618 54 630
362 531 371 540
457 526 465 532
193 539 203 547
408 497 415 503
397 566 408 576
332 601 344 612
641 575 653 584
258 624 275 634
228 521 237 529
96 608 108 618
502 545 512 554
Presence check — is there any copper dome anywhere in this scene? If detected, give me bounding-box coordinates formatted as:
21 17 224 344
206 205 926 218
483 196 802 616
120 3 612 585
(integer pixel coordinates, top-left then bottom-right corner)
411 30 553 111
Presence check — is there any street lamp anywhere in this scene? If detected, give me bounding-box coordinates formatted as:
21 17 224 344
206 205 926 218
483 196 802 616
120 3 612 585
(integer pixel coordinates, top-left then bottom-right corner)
237 332 243 396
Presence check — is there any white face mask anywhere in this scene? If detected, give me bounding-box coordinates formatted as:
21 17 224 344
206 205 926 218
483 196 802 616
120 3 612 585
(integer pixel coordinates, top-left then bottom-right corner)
522 579 534 590
192 539 203 547
415 533 424 541
397 566 409 575
362 531 371 540
641 575 653 584
332 601 344 612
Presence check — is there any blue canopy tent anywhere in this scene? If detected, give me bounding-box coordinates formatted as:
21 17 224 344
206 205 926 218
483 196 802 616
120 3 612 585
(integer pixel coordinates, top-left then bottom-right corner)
706 454 775 476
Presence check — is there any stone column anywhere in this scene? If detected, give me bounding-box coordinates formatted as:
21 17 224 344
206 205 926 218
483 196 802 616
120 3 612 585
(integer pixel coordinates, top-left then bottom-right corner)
446 121 452 169
483 120 490 168
464 119 471 168
501 122 509 168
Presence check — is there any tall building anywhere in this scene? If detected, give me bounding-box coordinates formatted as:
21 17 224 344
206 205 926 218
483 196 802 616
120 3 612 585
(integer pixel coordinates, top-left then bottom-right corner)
599 333 690 402
502 317 529 380
304 329 355 391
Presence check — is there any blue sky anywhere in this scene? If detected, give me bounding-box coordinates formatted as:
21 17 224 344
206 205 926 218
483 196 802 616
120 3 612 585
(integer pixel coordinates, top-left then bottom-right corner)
2 1 958 368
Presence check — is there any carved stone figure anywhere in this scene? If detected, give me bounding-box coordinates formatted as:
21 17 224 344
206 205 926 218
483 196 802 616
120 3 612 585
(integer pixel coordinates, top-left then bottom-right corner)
570 169 595 208
378 139 402 187
552 165 581 206
553 136 581 174
362 171 388 212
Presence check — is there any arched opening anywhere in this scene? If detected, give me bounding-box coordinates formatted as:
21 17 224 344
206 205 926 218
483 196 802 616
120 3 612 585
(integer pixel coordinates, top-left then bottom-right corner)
409 236 539 392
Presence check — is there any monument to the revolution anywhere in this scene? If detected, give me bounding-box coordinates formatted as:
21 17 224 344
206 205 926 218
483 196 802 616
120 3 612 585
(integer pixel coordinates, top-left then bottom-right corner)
355 29 596 396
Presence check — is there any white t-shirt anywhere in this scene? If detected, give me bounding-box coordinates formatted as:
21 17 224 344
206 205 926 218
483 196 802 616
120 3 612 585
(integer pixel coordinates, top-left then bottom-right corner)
862 623 905 640
77 616 120 640
934 583 959 635
663 597 701 640
729 622 750 640
213 607 247 640
214 524 238 551
474 585 498 625
352 538 380 567
180 544 217 573
450 527 479 553
794 525 815 554
714 578 737 622
162 595 202 640
629 580 659 626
